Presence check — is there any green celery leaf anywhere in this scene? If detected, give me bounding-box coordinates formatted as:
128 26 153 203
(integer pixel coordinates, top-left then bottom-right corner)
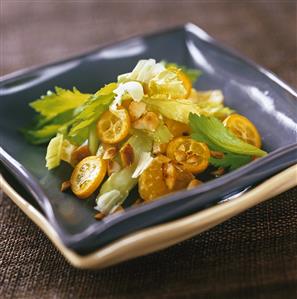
22 124 61 145
67 127 89 145
191 132 226 152
189 114 267 157
36 109 76 128
22 109 78 144
209 153 253 170
68 83 117 139
30 87 91 118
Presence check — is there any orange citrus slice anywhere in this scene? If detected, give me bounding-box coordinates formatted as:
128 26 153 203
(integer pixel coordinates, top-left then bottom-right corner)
166 136 210 174
223 114 261 148
70 156 106 199
97 109 130 144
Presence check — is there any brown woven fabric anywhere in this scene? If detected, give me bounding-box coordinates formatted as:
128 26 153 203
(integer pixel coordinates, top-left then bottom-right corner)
1 1 297 298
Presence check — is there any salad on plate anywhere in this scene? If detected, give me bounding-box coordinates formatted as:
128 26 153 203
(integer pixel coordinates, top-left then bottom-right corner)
23 59 267 219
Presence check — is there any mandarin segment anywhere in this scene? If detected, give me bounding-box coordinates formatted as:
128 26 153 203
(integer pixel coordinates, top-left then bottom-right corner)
138 155 170 201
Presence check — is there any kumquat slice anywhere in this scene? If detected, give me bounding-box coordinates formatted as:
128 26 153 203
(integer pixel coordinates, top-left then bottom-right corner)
166 136 210 174
70 156 106 199
223 114 261 148
97 109 130 144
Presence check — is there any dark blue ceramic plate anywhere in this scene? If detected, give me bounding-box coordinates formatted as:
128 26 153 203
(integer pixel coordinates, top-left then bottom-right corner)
1 24 296 254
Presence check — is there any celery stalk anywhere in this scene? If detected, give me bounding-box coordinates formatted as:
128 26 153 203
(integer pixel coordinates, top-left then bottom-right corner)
88 123 99 155
96 131 153 214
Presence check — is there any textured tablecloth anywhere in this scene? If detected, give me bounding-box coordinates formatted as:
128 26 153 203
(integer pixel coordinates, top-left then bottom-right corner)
1 1 297 298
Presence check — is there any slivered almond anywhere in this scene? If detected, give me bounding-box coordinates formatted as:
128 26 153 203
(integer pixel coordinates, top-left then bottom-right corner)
113 206 124 214
122 99 132 110
103 146 118 160
153 142 168 155
186 154 200 164
187 179 202 190
94 212 106 220
132 111 160 131
210 151 224 159
120 143 135 167
128 101 147 121
174 150 187 162
71 145 90 165
211 167 225 177
178 144 186 151
163 162 176 190
132 198 143 207
107 160 121 176
61 180 71 192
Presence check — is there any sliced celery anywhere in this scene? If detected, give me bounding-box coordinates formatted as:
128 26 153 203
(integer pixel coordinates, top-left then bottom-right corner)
96 131 153 214
88 123 99 155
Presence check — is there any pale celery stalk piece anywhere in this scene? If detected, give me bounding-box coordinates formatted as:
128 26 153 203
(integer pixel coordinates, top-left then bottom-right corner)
148 122 173 144
132 152 153 178
60 139 77 164
45 133 64 170
148 69 187 99
97 166 138 213
88 123 99 155
143 96 202 124
95 131 153 214
188 89 224 104
95 190 122 215
117 59 165 84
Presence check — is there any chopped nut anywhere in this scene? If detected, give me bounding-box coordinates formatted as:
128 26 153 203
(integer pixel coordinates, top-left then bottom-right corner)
61 180 71 192
211 167 225 177
94 212 106 220
132 198 143 207
107 160 121 176
163 162 177 190
210 151 224 159
120 143 135 167
113 206 124 214
103 146 118 160
174 150 187 162
173 163 184 172
178 144 186 151
186 154 200 164
157 154 171 163
187 179 202 190
132 112 160 131
173 165 194 190
122 99 132 110
153 142 168 155
128 101 147 121
71 145 90 165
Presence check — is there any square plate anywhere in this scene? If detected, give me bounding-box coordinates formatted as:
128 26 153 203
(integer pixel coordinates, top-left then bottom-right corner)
1 24 297 255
